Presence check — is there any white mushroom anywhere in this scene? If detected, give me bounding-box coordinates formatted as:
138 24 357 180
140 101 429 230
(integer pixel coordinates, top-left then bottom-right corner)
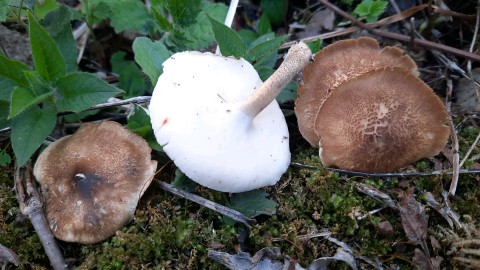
149 42 311 192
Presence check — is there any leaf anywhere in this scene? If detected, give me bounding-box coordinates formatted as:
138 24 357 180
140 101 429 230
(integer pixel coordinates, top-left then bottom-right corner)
55 72 123 113
0 0 7 22
208 15 246 58
257 13 272 36
398 187 428 245
108 0 151 33
260 0 288 26
41 5 77 73
24 70 52 96
0 76 17 101
133 37 172 85
33 0 59 19
152 7 173 31
0 101 10 129
9 87 52 119
166 0 201 27
276 81 297 103
237 29 259 47
0 55 30 87
245 34 289 64
28 12 66 82
353 0 372 16
183 0 228 50
0 149 11 167
111 52 147 98
412 249 442 270
171 169 197 192
368 0 388 22
307 39 323 54
11 105 57 167
229 190 277 218
307 248 358 270
125 105 162 151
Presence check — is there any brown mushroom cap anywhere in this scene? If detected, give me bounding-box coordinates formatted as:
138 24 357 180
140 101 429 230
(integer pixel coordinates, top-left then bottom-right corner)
314 68 450 172
33 121 157 244
295 37 419 145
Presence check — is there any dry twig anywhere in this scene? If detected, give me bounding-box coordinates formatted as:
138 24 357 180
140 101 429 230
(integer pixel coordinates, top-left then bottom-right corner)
14 161 66 270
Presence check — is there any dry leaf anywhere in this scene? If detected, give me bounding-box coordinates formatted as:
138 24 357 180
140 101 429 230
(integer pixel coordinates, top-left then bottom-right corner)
398 187 428 245
412 249 442 270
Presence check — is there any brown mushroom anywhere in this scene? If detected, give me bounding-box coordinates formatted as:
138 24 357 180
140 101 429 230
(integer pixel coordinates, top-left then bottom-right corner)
314 68 450 172
33 121 157 244
295 37 419 146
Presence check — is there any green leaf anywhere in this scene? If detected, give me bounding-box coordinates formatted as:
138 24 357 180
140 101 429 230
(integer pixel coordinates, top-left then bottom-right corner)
125 105 162 151
0 149 11 167
183 0 228 50
276 81 297 103
171 169 197 192
307 39 323 54
166 0 201 27
228 190 277 218
33 0 59 19
368 0 388 22
11 105 57 167
133 37 172 85
41 5 77 73
260 0 288 26
111 52 146 98
0 76 17 101
24 70 52 96
353 0 372 16
257 13 272 36
0 101 10 129
9 86 52 119
55 72 123 113
208 15 246 58
8 0 35 10
28 12 66 82
0 0 7 22
245 34 289 64
152 7 173 31
0 55 30 87
237 29 258 47
109 0 151 33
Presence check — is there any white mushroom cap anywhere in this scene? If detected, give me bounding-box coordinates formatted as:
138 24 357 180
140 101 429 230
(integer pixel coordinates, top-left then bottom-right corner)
150 43 311 192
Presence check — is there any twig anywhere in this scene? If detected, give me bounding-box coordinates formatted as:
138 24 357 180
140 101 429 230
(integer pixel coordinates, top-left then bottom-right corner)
153 179 256 228
446 77 460 196
327 167 480 178
14 161 67 270
460 0 480 168
0 243 19 268
317 0 480 63
281 4 431 49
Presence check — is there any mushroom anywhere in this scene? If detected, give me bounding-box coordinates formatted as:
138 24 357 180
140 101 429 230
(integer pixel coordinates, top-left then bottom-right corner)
295 37 419 146
33 121 157 244
149 42 312 193
314 68 450 172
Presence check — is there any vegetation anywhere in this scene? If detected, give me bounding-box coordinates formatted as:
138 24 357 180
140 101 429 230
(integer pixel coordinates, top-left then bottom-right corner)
1 0 480 269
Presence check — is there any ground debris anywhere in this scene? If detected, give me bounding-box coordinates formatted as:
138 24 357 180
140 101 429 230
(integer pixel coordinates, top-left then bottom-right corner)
208 246 357 270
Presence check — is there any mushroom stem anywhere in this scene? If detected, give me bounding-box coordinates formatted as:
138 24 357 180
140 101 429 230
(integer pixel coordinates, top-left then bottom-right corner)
239 41 312 119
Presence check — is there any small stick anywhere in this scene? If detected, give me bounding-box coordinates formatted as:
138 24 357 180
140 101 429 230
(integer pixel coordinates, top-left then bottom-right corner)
446 77 460 196
318 0 480 62
14 161 67 270
326 167 480 178
153 179 256 228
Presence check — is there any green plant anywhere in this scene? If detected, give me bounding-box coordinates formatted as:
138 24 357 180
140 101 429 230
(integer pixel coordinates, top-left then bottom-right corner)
0 7 123 166
353 0 388 23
